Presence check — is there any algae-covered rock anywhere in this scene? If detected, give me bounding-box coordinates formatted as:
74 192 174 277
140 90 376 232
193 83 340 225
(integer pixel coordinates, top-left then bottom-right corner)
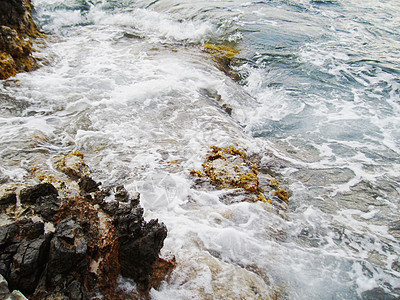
202 44 240 81
56 151 90 179
0 0 41 79
203 146 261 194
192 146 290 212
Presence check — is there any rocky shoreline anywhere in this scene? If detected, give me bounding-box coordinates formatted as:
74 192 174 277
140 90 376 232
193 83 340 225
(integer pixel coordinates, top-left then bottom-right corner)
0 152 175 299
0 1 291 298
0 2 177 298
191 145 290 216
0 0 41 79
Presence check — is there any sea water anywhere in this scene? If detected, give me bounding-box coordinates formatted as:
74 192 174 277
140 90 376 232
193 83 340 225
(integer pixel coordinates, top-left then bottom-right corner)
1 0 399 298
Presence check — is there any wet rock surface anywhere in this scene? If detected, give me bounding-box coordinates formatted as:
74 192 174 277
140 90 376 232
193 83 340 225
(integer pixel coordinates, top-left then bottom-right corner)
202 44 240 81
0 218 51 296
0 153 174 299
191 146 290 214
0 0 41 79
0 193 17 210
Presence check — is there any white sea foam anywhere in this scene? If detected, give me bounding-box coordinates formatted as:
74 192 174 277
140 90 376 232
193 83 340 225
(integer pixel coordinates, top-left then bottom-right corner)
90 7 215 43
0 0 398 298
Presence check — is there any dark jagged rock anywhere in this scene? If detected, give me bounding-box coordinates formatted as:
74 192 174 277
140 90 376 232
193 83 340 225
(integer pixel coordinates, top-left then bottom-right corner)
0 274 26 299
0 274 10 298
0 0 41 79
130 191 141 208
20 182 58 204
93 187 110 205
34 194 60 222
8 236 51 295
119 219 168 293
112 206 144 237
0 222 20 246
19 183 60 222
0 192 17 210
102 200 120 215
114 185 129 202
46 218 89 293
0 153 174 299
0 0 38 36
0 219 51 296
78 175 100 194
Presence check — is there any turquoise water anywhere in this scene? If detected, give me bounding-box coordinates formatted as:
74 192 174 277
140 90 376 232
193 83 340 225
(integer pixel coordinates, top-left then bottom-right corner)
1 0 399 298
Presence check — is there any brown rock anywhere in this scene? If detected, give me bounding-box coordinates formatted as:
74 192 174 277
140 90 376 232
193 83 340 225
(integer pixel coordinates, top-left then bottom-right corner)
0 0 40 79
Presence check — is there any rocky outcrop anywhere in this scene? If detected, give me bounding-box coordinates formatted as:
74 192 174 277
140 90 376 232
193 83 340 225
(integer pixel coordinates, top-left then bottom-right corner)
202 44 240 81
0 153 175 299
0 0 41 79
191 146 290 214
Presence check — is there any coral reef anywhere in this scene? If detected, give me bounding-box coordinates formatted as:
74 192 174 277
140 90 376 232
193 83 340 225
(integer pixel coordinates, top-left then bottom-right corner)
0 0 41 79
0 153 175 299
191 146 290 212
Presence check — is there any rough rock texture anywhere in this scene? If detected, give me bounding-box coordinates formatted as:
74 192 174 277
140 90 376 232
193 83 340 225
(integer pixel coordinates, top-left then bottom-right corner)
57 151 90 179
0 0 38 35
172 252 283 299
20 183 60 222
0 0 40 79
191 146 290 213
202 44 240 81
0 274 27 299
0 219 51 296
0 153 175 299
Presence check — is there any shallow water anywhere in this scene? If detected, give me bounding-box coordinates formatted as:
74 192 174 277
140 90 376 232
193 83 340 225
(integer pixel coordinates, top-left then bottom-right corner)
1 0 399 298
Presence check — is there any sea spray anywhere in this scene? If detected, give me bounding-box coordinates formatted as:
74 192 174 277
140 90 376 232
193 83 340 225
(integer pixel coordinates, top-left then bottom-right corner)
1 0 399 298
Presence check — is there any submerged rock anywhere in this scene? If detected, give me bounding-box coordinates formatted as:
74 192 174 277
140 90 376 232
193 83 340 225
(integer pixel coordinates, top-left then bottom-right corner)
172 252 282 299
0 152 174 299
0 0 41 79
202 44 240 81
191 145 290 213
57 151 90 179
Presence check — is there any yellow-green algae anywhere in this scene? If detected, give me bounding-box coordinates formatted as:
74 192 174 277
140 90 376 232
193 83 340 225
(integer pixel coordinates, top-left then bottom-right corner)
202 44 240 60
191 146 290 208
0 0 43 79
201 44 240 81
56 151 90 179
